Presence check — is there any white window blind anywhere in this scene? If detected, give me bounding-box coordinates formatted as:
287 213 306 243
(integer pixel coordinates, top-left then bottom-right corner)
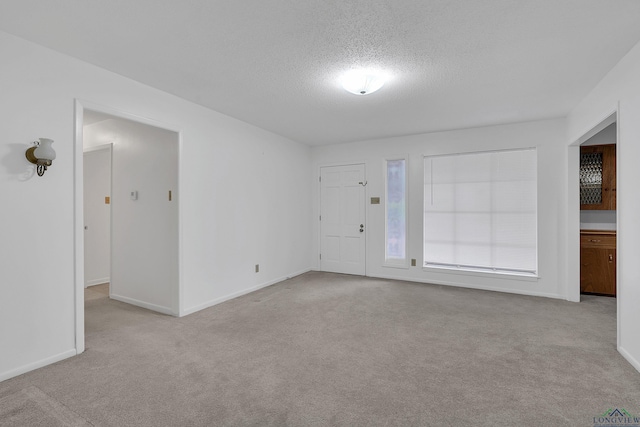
423 148 537 275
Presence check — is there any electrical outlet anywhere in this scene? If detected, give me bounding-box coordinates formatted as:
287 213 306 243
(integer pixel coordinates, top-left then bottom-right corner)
411 259 416 267
255 264 259 273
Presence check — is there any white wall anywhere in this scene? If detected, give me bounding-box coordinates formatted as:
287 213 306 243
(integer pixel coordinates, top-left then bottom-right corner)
83 146 111 286
580 210 616 231
567 39 640 372
312 119 568 299
85 118 179 315
0 31 312 381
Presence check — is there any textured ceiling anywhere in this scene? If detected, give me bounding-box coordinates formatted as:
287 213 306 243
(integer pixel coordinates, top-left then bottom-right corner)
1 1 640 145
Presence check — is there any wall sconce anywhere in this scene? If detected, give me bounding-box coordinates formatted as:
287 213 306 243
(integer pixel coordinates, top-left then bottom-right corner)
25 138 56 176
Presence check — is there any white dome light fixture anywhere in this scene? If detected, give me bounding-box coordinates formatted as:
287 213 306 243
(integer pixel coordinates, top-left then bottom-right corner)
341 70 386 96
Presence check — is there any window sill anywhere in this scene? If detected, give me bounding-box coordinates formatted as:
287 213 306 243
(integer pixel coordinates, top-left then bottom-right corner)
422 265 539 282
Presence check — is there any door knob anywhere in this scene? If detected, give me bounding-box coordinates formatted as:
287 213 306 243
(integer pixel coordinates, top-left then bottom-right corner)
359 224 364 233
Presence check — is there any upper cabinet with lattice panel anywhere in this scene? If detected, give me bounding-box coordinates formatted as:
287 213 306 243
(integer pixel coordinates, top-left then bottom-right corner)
580 144 616 210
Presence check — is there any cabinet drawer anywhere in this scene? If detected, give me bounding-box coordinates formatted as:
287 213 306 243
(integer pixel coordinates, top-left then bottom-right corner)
580 233 616 249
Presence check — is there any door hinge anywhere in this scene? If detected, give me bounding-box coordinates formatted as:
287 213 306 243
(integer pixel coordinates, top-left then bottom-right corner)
319 253 322 260
319 215 321 221
319 176 321 182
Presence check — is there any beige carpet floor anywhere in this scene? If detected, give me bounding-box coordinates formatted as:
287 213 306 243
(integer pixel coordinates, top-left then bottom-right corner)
84 283 109 301
1 272 639 426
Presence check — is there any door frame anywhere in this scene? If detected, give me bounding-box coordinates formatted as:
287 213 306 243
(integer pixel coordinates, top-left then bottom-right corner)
73 99 183 355
317 161 367 276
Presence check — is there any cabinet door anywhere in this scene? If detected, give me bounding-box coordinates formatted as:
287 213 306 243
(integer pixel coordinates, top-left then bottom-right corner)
580 144 616 210
580 247 616 296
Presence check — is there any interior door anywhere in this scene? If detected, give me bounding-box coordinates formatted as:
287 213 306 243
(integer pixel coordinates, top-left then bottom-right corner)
320 164 366 275
83 146 111 287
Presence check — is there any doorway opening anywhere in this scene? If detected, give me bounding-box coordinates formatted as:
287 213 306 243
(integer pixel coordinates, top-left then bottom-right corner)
75 102 180 354
578 121 617 298
570 111 618 344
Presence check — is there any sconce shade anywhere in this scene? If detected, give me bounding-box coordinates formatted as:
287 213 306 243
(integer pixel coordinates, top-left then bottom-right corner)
341 70 386 96
34 138 56 161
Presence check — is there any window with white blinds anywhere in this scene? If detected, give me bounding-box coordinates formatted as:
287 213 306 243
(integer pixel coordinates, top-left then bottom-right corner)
423 148 537 276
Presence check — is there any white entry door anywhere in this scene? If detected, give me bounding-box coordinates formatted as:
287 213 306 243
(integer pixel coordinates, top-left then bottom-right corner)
320 164 366 275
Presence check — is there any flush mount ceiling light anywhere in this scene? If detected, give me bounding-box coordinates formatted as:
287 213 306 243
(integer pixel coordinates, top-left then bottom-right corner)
341 70 386 96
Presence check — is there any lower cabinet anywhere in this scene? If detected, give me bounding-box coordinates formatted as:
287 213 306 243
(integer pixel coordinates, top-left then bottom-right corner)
580 230 616 296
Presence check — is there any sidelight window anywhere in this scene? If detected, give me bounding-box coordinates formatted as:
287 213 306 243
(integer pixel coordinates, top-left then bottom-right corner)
385 158 408 266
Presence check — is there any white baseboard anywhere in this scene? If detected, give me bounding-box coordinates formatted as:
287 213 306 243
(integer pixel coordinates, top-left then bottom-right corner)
619 346 640 374
0 349 76 383
85 277 110 287
110 294 175 316
181 268 311 317
334 271 565 300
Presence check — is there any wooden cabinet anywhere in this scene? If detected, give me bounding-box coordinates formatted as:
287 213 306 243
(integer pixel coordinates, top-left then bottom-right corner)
580 144 616 210
580 230 616 296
